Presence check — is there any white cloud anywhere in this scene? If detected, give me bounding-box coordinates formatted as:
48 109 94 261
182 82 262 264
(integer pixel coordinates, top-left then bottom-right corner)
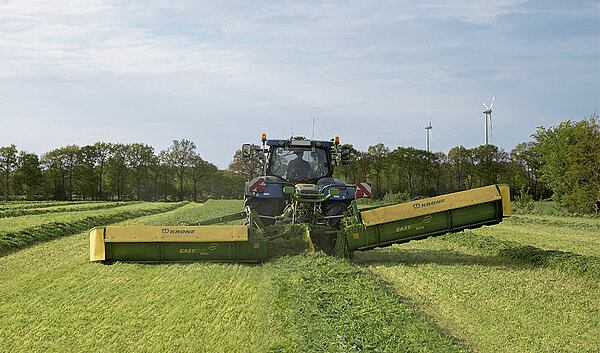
0 0 597 168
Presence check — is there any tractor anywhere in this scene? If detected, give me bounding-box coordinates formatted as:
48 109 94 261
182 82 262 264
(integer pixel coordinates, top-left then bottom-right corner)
239 134 366 253
90 134 511 264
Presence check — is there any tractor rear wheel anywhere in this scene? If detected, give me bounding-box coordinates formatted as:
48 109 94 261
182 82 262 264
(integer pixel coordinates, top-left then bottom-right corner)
244 196 281 226
323 200 351 228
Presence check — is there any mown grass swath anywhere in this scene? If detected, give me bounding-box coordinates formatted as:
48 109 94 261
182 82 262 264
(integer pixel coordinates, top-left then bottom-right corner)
0 201 87 211
270 252 465 352
441 230 600 279
473 220 600 257
0 201 135 218
0 202 186 257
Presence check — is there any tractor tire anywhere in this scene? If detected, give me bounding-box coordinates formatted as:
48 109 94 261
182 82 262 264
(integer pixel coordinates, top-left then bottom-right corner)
323 200 351 228
244 196 281 226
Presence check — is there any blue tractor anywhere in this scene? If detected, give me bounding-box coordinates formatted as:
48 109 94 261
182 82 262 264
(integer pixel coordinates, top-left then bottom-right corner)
241 134 365 251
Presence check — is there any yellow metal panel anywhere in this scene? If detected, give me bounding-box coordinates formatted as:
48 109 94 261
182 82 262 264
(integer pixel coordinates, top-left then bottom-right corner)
361 185 502 227
497 184 511 217
103 225 248 243
89 227 106 261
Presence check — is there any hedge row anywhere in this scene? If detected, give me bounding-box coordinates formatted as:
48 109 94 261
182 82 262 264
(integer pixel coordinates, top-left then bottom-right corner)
441 231 600 279
0 202 186 257
0 202 134 219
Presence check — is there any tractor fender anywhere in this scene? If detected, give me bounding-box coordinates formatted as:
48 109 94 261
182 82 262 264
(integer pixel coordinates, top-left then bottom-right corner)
244 176 284 198
317 178 356 201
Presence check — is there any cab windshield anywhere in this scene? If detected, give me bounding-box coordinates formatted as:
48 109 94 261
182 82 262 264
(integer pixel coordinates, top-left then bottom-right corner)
269 147 329 182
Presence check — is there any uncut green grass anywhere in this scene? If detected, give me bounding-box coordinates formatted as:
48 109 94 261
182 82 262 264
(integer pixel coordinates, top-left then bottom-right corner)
0 201 464 352
355 237 600 353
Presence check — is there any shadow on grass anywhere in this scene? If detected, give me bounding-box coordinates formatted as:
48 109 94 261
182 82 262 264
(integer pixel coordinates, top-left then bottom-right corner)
442 231 600 279
351 246 521 269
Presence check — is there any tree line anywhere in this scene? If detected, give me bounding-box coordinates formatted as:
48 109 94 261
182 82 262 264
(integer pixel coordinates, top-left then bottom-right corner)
332 114 599 214
1 114 597 213
0 139 246 202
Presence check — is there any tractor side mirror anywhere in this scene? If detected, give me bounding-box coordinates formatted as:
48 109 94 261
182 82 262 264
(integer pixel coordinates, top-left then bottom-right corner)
241 144 252 162
340 146 351 165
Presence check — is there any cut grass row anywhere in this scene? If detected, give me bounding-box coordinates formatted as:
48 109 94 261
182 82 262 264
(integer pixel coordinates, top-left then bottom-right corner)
0 202 186 257
0 200 88 211
0 202 465 352
0 201 136 219
355 238 600 352
508 214 600 231
473 220 600 257
440 231 600 279
0 202 179 233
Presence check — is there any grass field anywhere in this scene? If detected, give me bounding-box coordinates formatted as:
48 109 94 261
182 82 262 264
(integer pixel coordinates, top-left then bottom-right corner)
0 199 598 352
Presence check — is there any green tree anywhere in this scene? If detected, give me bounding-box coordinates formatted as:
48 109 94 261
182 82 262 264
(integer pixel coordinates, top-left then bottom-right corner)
162 139 197 201
77 145 101 200
532 114 600 213
366 143 390 198
563 116 600 212
107 143 129 200
228 144 266 180
0 144 18 200
13 152 44 200
510 142 542 199
190 155 218 202
42 149 67 200
93 142 112 200
472 144 507 187
62 145 80 200
127 143 155 200
448 146 472 190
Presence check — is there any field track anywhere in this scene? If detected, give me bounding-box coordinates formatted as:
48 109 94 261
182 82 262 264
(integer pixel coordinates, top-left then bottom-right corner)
0 200 598 352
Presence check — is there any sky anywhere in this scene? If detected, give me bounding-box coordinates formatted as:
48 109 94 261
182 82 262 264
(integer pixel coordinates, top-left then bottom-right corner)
0 0 598 169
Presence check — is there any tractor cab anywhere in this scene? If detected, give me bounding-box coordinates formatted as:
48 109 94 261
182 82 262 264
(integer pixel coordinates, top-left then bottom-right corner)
243 135 350 184
267 139 332 183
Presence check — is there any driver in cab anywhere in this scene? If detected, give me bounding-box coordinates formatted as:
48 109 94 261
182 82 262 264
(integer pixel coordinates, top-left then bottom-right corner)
285 150 312 181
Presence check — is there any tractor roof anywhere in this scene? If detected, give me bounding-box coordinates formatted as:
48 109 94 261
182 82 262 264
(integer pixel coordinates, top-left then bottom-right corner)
266 137 335 148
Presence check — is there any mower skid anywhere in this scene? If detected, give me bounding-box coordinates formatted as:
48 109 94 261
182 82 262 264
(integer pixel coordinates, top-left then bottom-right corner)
90 223 267 263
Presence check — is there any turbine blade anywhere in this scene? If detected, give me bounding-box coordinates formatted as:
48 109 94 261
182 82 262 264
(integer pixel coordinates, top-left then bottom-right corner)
482 101 489 110
489 96 495 110
490 113 493 131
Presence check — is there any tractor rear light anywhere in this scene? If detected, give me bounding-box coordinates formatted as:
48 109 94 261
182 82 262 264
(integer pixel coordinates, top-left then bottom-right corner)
355 189 364 198
336 186 346 190
257 185 266 193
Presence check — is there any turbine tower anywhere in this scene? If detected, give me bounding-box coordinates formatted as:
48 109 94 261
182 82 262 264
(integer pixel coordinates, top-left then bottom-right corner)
481 96 495 145
425 106 432 152
425 121 432 152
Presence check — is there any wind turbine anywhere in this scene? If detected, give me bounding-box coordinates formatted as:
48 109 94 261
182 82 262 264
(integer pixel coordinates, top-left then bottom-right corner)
481 96 495 145
425 106 432 152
